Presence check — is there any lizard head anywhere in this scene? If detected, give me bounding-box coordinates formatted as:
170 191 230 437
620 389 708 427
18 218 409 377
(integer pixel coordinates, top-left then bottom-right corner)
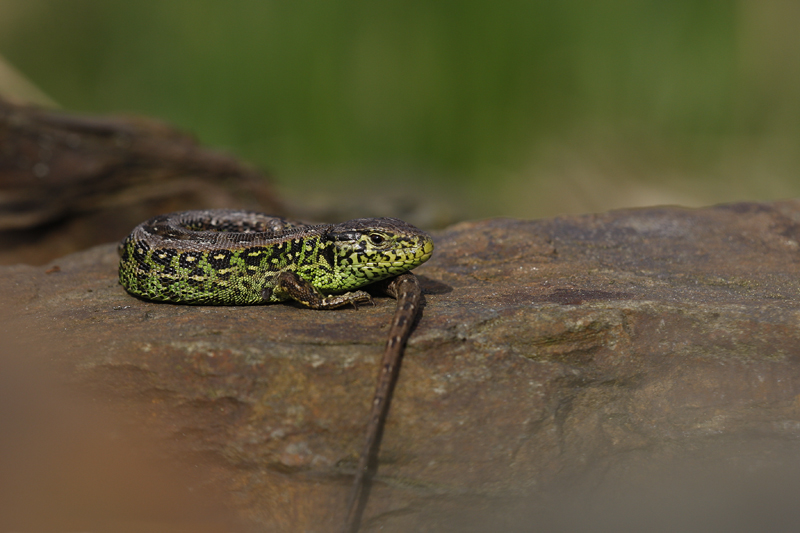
326 217 434 288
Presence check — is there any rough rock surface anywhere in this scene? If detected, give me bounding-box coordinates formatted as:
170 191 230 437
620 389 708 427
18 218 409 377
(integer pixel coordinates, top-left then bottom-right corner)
3 200 800 532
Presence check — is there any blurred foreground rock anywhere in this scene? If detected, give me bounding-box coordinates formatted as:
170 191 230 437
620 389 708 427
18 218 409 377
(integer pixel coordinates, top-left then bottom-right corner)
3 200 800 532
0 96 281 265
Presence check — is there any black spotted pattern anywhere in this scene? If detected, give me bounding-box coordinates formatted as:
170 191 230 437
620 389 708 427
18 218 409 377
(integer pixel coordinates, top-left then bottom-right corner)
207 249 233 269
132 240 150 264
158 276 178 287
242 247 269 267
151 248 178 266
290 238 304 256
119 237 131 261
178 251 203 269
318 241 335 270
187 268 206 286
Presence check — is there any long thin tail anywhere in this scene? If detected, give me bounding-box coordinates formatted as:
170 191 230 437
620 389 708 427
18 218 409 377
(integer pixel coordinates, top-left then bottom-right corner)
340 273 422 533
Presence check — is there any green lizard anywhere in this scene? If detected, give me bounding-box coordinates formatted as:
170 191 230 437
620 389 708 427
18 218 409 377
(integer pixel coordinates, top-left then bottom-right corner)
118 209 433 532
118 209 433 306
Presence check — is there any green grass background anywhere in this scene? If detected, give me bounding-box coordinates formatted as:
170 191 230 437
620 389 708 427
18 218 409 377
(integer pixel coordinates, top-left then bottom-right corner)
2 1 799 223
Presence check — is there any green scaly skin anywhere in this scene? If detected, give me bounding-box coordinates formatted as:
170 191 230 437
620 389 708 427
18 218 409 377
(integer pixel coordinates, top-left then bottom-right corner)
118 209 433 308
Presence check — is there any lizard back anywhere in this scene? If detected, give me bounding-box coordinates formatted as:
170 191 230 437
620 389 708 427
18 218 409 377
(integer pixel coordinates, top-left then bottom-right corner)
118 209 433 305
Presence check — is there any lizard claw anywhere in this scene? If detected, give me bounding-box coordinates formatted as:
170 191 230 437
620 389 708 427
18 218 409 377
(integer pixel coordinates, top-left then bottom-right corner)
350 292 374 310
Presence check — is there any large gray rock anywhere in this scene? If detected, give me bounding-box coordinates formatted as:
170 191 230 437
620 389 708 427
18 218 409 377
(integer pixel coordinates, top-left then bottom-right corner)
3 200 800 532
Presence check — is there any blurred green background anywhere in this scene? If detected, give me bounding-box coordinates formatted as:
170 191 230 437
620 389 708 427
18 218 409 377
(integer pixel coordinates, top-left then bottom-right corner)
2 0 799 224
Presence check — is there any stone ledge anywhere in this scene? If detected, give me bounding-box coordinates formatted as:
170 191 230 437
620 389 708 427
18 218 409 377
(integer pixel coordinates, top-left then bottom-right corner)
3 200 800 532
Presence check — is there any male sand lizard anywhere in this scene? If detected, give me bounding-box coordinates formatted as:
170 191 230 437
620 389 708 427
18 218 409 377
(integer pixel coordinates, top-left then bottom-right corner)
119 209 433 532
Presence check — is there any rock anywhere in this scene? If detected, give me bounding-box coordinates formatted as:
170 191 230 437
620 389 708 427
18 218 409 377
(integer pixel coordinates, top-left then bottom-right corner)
3 200 800 532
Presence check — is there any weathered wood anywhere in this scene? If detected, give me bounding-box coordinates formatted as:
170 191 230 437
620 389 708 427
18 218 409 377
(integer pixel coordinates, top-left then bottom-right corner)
0 97 280 264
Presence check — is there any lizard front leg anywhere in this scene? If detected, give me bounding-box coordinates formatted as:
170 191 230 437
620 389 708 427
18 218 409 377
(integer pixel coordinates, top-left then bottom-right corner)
271 271 373 309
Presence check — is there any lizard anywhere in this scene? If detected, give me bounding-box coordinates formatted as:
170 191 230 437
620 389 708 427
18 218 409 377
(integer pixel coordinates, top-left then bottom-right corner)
118 209 433 531
118 209 432 307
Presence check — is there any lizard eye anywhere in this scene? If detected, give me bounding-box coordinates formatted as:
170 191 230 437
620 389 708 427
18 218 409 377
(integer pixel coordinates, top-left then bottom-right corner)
368 233 386 246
